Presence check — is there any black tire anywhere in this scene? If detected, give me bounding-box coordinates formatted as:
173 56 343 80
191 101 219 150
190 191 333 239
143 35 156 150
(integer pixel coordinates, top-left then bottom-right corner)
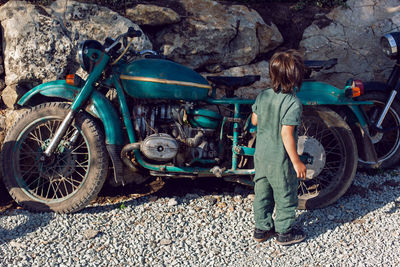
1 102 109 213
356 92 400 169
298 106 358 209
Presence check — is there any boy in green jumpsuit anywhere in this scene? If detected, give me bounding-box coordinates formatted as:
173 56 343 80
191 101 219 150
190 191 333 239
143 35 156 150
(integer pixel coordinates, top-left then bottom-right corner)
251 50 307 246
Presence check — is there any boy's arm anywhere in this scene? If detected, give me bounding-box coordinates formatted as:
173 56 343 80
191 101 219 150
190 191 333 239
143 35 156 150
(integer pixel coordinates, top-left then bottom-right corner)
281 125 307 179
251 113 257 126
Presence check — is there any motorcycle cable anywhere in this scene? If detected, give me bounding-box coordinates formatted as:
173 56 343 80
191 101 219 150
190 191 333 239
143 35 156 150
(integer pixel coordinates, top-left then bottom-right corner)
111 37 134 65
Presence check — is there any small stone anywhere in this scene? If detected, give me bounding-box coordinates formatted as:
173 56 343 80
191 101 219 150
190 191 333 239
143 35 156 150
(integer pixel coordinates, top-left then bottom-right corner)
185 193 200 199
247 194 255 201
9 241 27 249
83 229 99 239
149 196 158 202
327 215 335 220
204 196 217 206
228 206 235 212
160 239 172 245
218 202 227 209
168 198 178 206
233 196 243 204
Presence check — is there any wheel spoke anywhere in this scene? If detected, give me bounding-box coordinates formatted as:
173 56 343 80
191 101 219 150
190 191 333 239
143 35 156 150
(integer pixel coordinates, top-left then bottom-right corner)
75 159 89 169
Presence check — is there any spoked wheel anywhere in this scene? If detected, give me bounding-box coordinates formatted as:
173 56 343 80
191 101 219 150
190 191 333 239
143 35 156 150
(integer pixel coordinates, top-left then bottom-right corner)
356 92 400 169
297 106 357 209
1 102 108 213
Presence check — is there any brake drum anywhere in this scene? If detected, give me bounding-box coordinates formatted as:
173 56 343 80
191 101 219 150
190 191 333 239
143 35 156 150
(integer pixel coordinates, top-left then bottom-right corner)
297 136 326 179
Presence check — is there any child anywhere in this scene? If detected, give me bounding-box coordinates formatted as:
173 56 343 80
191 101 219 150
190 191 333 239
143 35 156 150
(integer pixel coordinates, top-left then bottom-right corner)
251 50 307 246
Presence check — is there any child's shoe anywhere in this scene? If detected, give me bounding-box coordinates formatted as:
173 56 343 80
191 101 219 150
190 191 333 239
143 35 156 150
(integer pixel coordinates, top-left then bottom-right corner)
276 228 306 246
253 228 275 242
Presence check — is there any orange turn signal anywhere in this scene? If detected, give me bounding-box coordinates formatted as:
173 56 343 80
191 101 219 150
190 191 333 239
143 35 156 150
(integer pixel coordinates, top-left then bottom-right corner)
66 74 76 86
351 80 364 97
351 86 361 97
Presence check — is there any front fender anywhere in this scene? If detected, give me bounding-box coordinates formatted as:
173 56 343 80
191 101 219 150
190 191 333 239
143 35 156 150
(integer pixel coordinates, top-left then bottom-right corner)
18 80 124 145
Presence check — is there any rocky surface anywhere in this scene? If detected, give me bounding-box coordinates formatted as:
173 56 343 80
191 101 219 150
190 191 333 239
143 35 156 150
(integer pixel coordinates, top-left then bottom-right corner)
0 0 151 106
1 169 400 266
125 4 181 26
156 0 283 71
300 0 400 87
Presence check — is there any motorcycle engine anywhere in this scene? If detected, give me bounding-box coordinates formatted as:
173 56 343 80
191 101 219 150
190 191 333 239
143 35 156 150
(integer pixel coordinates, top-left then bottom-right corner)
133 102 219 165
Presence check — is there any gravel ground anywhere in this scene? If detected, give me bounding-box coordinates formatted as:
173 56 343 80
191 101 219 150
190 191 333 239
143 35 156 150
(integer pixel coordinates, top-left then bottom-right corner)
1 168 400 267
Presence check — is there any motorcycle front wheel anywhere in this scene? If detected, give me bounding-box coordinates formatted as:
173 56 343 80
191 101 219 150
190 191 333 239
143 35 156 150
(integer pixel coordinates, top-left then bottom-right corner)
297 106 358 209
356 91 400 169
1 102 109 213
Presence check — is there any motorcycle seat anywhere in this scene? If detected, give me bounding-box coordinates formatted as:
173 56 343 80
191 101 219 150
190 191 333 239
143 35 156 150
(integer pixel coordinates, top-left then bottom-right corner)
304 58 338 71
206 75 260 89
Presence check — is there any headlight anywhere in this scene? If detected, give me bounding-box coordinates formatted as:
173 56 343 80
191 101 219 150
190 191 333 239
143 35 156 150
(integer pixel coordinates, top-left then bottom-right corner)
381 32 400 58
78 40 103 72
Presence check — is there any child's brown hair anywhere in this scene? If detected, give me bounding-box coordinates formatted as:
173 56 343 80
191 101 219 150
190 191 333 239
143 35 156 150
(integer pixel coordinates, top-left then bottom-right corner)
269 50 306 94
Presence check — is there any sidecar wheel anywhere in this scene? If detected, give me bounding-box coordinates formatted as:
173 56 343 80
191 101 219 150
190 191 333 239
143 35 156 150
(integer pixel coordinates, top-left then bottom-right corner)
1 102 109 213
356 92 400 169
297 106 357 209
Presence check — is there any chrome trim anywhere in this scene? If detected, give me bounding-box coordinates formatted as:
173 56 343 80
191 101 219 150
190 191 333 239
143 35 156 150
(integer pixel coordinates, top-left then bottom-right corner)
120 75 212 89
384 33 398 55
376 90 397 128
44 111 75 156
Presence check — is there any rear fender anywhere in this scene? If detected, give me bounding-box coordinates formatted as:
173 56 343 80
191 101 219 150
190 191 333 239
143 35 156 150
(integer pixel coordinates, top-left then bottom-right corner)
18 80 124 146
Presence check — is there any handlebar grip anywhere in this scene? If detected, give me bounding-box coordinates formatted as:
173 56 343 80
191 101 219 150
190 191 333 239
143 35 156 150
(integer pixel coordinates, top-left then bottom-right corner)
127 27 142 38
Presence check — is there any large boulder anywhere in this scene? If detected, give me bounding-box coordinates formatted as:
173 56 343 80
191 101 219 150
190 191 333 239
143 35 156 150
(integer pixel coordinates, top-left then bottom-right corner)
300 0 400 87
205 61 271 98
125 4 181 26
156 0 283 71
0 0 151 102
0 2 74 87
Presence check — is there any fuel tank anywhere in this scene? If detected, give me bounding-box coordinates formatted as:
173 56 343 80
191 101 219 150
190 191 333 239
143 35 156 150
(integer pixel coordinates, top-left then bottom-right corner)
120 58 211 100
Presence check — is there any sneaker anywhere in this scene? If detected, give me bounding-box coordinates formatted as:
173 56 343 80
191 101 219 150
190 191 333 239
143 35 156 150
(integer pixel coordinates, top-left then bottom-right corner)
253 228 275 242
276 228 306 246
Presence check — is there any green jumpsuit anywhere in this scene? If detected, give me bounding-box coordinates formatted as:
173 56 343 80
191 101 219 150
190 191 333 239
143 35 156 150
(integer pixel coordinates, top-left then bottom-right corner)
252 88 302 234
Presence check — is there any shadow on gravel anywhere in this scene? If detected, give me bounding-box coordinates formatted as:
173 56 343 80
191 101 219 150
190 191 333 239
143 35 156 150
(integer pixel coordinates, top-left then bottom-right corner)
295 169 400 241
79 176 251 214
0 200 54 245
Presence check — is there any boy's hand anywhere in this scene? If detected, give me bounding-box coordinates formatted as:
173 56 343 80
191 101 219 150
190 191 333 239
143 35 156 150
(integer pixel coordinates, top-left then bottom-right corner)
281 125 307 180
293 160 307 180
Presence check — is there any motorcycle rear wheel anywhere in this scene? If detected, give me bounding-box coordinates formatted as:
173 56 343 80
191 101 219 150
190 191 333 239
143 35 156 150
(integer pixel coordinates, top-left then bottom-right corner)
297 106 357 209
1 102 109 213
356 91 400 169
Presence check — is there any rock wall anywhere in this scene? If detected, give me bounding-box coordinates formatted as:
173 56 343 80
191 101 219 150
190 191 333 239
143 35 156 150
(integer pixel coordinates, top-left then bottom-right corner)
300 0 400 87
0 0 398 130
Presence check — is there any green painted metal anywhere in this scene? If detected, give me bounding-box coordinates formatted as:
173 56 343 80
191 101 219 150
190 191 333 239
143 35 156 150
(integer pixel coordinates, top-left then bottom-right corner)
298 81 373 105
234 146 255 156
17 80 124 145
18 80 79 104
347 104 368 127
232 103 240 170
188 108 222 129
112 75 137 144
206 98 255 105
120 58 210 100
71 52 110 111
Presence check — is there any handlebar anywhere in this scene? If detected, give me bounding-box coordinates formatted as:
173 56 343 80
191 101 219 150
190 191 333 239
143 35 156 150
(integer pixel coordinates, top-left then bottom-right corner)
104 27 142 53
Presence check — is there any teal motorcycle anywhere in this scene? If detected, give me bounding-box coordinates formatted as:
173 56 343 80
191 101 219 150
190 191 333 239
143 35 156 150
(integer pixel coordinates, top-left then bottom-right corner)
1 28 374 213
